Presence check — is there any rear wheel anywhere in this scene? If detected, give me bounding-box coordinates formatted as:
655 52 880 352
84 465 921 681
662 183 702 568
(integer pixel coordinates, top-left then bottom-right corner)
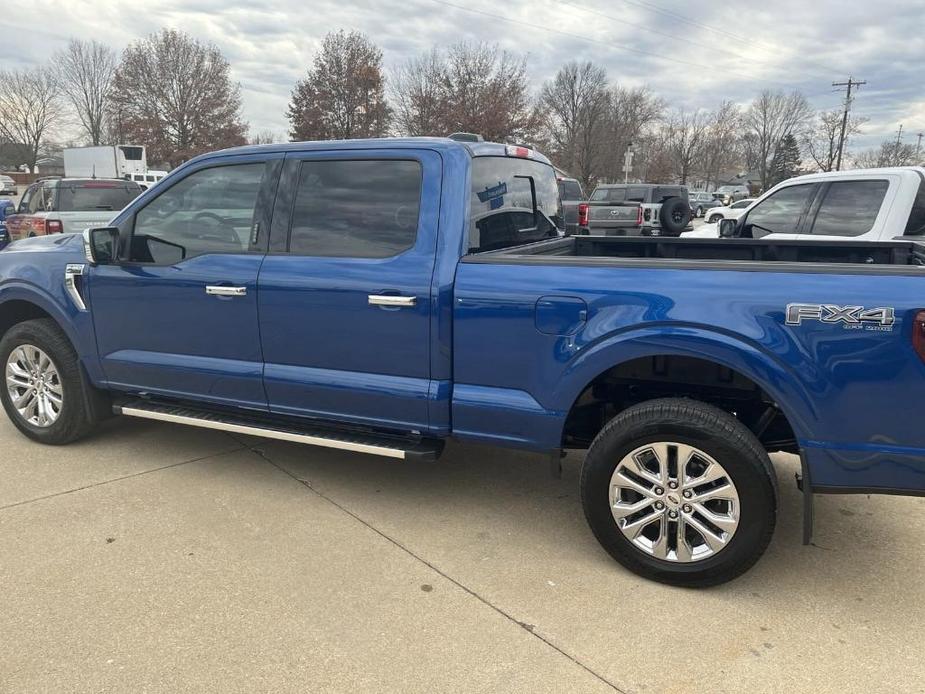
580 398 777 587
0 319 107 444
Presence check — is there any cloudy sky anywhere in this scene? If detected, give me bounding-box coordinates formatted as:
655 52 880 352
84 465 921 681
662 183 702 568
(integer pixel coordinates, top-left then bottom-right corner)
4 0 924 152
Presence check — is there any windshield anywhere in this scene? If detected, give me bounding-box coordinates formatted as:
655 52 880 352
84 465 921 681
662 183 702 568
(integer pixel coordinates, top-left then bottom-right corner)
469 156 561 253
56 181 142 212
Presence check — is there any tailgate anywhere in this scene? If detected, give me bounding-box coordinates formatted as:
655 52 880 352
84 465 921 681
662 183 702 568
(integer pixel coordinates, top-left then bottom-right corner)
58 211 116 233
588 204 640 226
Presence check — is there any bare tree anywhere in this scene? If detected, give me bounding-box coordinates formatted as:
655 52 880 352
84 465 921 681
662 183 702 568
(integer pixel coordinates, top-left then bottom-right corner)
538 61 609 188
600 86 664 183
803 109 866 172
0 66 62 171
248 129 282 145
390 49 446 136
743 90 812 190
389 42 538 143
440 42 539 142
663 108 710 184
853 138 919 169
109 29 248 166
54 39 117 146
697 101 742 188
288 30 390 141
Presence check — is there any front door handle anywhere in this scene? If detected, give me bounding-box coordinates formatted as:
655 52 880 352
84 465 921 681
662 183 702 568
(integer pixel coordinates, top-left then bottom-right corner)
368 294 416 308
206 285 247 297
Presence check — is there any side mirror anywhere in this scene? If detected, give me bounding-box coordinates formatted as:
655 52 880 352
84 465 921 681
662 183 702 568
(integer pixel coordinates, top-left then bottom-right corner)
84 227 121 265
718 218 737 238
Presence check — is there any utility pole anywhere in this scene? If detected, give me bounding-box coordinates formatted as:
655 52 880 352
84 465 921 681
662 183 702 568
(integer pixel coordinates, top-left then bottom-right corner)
916 133 923 156
832 77 866 171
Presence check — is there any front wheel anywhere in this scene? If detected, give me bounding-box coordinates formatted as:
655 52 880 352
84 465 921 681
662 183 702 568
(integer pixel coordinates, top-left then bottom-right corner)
706 214 721 224
0 318 108 444
580 398 777 587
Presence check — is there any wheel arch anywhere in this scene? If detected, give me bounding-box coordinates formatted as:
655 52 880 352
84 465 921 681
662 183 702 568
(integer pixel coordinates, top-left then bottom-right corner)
0 284 100 383
552 326 820 449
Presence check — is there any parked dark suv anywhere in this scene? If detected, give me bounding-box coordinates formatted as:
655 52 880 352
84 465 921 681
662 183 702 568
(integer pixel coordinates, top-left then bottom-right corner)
586 184 691 236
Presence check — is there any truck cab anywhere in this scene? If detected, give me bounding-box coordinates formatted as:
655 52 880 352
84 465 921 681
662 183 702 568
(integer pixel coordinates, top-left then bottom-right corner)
726 167 925 242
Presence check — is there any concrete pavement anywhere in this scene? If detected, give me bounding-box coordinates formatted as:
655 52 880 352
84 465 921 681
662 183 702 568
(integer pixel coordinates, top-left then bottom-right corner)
1 415 923 693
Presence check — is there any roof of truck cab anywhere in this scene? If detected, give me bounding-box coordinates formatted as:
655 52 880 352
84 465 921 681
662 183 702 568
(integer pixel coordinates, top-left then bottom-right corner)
198 137 553 166
785 166 925 184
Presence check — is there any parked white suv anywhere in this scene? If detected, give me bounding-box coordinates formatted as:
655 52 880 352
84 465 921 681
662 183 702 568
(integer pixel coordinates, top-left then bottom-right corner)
720 167 925 242
0 174 16 195
705 198 756 224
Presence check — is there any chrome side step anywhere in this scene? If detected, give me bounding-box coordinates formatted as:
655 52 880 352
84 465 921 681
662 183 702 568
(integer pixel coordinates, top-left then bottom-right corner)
114 401 443 461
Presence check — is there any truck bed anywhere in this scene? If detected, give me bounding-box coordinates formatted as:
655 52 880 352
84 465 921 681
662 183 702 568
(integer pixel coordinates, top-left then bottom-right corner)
467 235 925 273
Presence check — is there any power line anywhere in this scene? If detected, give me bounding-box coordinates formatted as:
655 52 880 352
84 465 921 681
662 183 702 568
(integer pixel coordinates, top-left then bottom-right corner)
832 76 866 170
559 0 820 80
424 0 789 84
612 0 842 75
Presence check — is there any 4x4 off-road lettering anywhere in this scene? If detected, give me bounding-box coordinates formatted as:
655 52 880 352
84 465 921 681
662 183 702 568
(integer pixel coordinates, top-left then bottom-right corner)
785 303 896 328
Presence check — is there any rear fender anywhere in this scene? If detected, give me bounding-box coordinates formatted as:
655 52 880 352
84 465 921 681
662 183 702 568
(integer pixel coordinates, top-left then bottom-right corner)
550 324 821 443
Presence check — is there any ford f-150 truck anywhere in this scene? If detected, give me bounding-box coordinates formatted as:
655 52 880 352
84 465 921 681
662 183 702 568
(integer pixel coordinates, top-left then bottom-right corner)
2 137 925 587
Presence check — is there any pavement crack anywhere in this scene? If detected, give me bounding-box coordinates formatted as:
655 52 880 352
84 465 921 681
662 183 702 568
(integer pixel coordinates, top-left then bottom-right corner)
0 445 245 513
231 435 626 694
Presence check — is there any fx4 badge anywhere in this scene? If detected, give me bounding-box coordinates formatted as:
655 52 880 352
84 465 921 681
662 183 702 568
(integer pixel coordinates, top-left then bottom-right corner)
785 303 895 331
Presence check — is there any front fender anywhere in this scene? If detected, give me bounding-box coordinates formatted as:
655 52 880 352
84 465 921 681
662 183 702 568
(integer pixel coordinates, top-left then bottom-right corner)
550 323 822 442
0 277 104 386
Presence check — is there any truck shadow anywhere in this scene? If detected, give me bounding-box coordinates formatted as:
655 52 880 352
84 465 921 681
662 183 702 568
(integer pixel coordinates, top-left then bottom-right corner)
233 433 924 605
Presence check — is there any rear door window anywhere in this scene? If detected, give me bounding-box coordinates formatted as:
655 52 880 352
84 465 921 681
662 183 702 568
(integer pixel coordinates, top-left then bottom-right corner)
905 179 925 236
807 180 889 237
289 159 422 258
744 184 817 237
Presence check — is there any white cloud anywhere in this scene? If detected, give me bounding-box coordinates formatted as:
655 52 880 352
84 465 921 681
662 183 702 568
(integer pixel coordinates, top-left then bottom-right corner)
3 0 922 149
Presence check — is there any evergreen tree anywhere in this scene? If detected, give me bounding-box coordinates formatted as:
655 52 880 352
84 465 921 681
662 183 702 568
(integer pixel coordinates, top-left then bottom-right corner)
769 133 802 186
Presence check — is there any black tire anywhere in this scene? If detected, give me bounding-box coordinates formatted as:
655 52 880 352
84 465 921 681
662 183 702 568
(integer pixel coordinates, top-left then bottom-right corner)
0 318 108 445
695 205 703 218
658 197 691 236
706 213 721 224
580 398 777 587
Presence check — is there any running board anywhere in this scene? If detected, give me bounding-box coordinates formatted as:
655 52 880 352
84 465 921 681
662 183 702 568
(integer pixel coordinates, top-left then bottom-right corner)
113 400 443 462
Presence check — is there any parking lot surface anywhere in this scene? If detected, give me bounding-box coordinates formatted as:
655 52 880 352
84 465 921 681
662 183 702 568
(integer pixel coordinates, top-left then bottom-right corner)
1 415 923 693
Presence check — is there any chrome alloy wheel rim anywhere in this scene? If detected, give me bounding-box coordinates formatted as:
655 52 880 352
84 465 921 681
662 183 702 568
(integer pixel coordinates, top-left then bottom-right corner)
5 345 63 427
610 442 740 562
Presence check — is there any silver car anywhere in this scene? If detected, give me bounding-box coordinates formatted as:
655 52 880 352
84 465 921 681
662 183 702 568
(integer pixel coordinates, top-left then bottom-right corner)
0 174 16 195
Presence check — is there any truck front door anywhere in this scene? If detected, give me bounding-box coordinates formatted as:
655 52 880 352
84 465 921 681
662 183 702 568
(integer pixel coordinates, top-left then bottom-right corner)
257 149 441 433
89 155 280 410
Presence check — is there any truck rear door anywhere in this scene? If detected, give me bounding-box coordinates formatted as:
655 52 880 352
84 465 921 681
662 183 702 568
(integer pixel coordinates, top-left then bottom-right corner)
257 148 442 433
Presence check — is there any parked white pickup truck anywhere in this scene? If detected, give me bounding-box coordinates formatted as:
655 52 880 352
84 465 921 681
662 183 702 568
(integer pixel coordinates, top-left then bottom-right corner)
719 167 925 241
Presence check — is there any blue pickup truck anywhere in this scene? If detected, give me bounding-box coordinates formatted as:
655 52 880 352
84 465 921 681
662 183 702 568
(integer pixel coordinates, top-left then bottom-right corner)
2 138 924 586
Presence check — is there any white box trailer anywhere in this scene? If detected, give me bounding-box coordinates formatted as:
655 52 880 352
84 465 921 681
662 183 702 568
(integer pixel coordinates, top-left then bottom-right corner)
62 145 147 179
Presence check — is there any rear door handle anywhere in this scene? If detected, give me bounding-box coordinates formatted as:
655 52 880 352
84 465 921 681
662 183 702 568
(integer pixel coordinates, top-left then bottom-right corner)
206 285 247 297
368 294 416 308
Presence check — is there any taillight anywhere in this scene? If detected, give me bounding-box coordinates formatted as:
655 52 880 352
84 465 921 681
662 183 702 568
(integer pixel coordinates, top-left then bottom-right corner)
45 219 64 234
577 203 589 227
913 310 925 363
636 206 644 226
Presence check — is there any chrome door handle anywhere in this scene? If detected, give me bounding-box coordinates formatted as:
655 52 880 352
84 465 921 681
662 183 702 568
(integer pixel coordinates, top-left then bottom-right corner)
368 294 416 307
206 285 247 297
